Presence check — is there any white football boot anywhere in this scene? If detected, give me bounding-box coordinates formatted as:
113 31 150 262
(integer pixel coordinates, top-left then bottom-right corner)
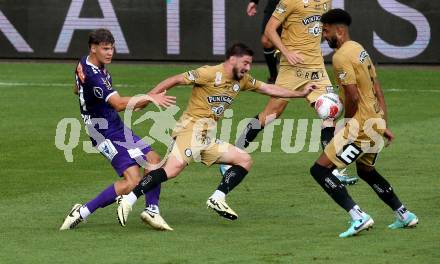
140 205 173 231
59 204 83 230
116 195 132 227
206 197 238 220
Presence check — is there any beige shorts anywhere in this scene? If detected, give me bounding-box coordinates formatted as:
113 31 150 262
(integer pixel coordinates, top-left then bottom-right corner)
169 119 232 166
324 120 385 169
275 65 333 104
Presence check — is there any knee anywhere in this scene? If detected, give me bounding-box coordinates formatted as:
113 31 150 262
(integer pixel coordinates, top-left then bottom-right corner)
119 178 139 194
164 162 185 179
356 163 375 181
148 154 161 165
238 153 253 171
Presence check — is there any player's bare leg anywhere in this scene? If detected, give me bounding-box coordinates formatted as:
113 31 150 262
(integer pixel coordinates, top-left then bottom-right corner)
310 153 373 237
208 145 253 220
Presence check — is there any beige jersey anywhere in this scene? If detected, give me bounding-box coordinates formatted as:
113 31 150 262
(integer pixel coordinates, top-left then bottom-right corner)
272 0 331 68
333 41 383 124
176 64 263 126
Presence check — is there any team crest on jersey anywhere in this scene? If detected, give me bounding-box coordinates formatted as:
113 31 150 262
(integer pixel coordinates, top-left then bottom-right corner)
359 50 370 63
211 105 225 116
214 72 223 86
275 2 287 14
93 87 104 98
232 83 240 92
308 22 322 37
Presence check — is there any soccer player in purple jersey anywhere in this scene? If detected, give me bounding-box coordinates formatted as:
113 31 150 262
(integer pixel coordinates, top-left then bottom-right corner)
60 29 176 231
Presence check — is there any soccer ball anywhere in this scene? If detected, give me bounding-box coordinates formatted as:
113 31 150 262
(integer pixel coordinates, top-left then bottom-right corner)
314 93 343 120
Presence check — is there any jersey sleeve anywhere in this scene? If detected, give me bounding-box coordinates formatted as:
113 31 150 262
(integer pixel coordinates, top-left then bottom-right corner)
272 0 297 22
88 74 118 102
182 66 210 86
333 53 357 86
242 74 264 91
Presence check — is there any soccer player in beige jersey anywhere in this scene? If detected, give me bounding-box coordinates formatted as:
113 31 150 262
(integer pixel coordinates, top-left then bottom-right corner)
116 43 316 225
309 9 418 238
220 0 358 185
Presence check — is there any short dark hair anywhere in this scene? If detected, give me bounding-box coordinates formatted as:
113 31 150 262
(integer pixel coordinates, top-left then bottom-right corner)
88 28 115 48
226 43 254 59
321 9 352 26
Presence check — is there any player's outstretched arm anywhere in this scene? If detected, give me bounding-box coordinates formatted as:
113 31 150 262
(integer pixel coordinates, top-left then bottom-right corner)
107 92 176 112
149 74 187 94
256 82 316 98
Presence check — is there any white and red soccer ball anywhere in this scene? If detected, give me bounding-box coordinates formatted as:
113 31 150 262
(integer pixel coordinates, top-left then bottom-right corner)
314 93 343 120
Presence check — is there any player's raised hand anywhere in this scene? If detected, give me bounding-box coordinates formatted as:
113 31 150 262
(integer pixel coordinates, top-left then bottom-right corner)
383 128 394 147
148 91 176 108
247 2 258 16
285 50 304 65
301 83 317 97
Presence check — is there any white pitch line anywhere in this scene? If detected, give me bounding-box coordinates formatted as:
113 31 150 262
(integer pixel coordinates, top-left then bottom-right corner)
0 82 439 93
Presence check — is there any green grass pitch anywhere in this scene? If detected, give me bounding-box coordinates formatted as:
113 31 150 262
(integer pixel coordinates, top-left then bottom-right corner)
0 62 439 263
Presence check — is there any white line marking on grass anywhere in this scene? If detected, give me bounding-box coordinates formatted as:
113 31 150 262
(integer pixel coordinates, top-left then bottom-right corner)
0 82 439 93
386 88 440 93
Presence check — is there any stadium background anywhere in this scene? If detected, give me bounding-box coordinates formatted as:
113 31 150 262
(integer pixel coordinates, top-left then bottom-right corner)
0 0 439 63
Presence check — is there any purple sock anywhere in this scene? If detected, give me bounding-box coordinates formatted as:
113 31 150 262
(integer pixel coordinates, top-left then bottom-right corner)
85 184 117 214
145 184 161 207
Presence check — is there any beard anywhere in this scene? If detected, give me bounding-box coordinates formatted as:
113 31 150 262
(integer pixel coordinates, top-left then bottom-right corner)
326 36 338 49
232 66 243 80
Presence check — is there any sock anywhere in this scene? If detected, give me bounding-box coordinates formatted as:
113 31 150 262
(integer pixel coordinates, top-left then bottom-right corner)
320 126 335 149
79 206 91 219
217 165 249 195
125 192 138 206
263 47 278 79
236 114 263 149
310 163 356 211
146 204 160 214
84 184 117 215
396 205 410 221
145 184 161 207
210 190 226 201
132 168 168 198
357 168 402 211
348 205 368 221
